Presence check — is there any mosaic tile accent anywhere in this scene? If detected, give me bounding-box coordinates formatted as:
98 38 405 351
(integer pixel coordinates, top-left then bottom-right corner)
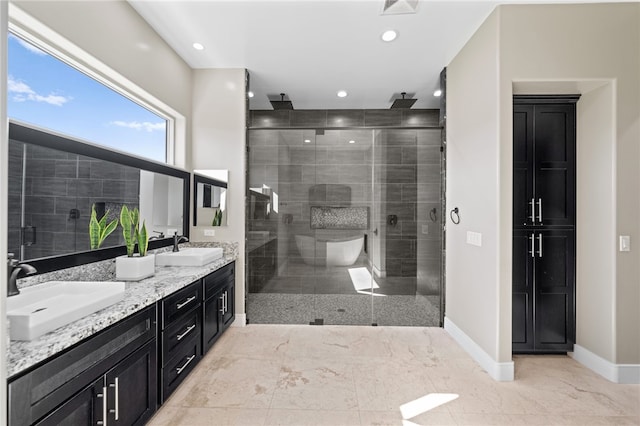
310 206 369 230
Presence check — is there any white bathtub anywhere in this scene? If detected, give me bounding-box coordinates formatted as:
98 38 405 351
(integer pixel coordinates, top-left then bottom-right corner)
295 234 364 266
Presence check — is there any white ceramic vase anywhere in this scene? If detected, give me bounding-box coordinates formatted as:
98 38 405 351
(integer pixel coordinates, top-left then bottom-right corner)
115 253 155 281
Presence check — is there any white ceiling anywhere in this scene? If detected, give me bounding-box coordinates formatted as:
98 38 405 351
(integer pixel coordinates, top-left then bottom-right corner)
126 0 594 111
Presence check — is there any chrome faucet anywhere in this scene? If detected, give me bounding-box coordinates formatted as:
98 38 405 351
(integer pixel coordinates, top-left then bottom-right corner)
149 230 165 241
7 253 37 297
172 232 189 252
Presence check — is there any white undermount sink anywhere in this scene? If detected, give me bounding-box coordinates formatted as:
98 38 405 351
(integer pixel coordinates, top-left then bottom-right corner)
7 281 126 341
155 247 224 267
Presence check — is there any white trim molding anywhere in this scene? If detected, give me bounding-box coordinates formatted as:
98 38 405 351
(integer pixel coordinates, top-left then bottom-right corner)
444 317 514 381
231 313 247 327
570 345 640 384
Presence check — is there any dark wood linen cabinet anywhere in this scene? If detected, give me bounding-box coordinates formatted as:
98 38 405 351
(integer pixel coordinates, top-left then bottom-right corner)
512 95 578 353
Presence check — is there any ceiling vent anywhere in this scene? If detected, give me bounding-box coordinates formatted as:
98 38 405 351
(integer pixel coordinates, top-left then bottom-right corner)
381 0 419 15
390 92 417 109
270 93 294 110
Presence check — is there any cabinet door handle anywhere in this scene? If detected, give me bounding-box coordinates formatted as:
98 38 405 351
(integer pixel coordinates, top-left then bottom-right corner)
529 198 535 223
108 377 119 420
96 386 107 426
537 234 543 257
537 198 543 223
176 354 196 375
176 296 196 310
219 294 225 313
224 292 227 313
177 324 196 341
529 234 535 258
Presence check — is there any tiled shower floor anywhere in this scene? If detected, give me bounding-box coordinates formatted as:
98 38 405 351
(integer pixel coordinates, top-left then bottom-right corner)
247 293 441 327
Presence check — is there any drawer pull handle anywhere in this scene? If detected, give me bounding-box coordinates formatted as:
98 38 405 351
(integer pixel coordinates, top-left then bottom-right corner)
177 324 196 341
96 386 107 426
176 354 196 375
108 377 119 420
176 296 196 310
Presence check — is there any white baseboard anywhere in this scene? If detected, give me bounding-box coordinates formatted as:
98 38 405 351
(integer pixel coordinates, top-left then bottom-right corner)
444 317 514 382
570 344 640 384
231 313 247 327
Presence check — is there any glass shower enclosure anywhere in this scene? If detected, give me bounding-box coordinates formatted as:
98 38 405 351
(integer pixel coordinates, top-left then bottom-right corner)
246 128 443 326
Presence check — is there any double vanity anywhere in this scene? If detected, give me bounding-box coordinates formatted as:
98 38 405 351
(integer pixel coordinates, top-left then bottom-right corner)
7 244 237 426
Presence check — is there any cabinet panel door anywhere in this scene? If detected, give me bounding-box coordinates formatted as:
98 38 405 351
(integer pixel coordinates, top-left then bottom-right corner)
512 230 534 352
513 105 535 227
203 290 223 352
534 105 576 227
222 284 235 328
534 230 575 350
106 339 157 426
36 379 103 426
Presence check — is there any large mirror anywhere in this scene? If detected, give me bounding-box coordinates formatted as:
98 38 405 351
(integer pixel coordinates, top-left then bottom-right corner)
193 170 228 226
7 121 190 273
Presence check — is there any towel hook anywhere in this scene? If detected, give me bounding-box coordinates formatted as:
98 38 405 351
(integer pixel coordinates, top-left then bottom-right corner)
450 207 460 225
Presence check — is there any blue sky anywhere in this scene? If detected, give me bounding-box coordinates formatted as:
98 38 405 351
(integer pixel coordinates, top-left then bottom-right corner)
7 33 167 162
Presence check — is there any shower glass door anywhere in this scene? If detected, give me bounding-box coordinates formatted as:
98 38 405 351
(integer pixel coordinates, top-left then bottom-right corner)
246 127 443 327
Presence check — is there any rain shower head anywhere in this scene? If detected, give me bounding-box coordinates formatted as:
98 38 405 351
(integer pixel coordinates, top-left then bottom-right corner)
270 93 294 110
390 92 417 109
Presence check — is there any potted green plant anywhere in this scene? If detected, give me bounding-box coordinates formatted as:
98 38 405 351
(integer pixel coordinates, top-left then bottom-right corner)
89 204 118 249
115 205 155 281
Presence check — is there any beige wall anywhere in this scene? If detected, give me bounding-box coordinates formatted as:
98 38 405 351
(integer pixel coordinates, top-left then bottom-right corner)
191 69 247 318
447 2 640 369
1 0 9 419
446 9 503 361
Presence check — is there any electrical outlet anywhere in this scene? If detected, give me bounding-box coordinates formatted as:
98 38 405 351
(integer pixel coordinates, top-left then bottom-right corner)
619 235 631 252
204 229 215 237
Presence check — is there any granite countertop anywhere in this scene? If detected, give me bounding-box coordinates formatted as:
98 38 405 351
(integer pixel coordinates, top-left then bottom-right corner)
8 251 237 379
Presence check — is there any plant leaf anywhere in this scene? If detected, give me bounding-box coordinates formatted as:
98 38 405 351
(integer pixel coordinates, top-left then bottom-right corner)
120 205 134 256
89 205 100 249
138 220 148 257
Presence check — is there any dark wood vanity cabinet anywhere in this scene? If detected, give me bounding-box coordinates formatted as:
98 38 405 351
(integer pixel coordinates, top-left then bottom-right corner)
158 281 203 403
202 262 235 352
8 306 157 426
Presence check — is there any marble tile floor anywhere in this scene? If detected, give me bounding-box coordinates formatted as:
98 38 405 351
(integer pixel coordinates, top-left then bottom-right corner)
247 293 441 327
149 325 639 426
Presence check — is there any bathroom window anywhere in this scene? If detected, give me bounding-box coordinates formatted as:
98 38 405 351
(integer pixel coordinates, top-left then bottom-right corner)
7 32 169 163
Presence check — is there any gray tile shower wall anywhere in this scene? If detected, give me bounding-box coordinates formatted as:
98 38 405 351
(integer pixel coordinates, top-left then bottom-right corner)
7 139 140 260
250 109 439 128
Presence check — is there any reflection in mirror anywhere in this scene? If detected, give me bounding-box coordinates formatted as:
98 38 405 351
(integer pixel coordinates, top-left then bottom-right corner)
194 170 228 226
7 121 189 267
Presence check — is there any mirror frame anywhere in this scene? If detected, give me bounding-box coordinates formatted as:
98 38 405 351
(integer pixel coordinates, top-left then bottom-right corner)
193 173 228 226
9 121 190 275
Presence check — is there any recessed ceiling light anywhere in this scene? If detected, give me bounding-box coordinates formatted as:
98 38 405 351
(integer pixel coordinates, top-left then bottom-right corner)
381 30 397 42
337 90 348 98
349 140 355 144
192 42 205 50
304 139 311 143
248 91 254 98
433 89 442 97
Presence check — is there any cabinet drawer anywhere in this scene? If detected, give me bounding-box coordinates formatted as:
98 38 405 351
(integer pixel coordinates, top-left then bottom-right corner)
203 262 234 300
160 337 202 403
161 282 201 328
162 308 201 365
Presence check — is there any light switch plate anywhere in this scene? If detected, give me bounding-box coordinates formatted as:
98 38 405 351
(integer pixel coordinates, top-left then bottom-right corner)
466 231 482 247
619 235 631 252
204 229 216 237
421 225 429 235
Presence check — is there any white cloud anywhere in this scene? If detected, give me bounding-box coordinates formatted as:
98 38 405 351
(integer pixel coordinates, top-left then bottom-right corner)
9 34 47 56
7 76 71 107
110 120 166 132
